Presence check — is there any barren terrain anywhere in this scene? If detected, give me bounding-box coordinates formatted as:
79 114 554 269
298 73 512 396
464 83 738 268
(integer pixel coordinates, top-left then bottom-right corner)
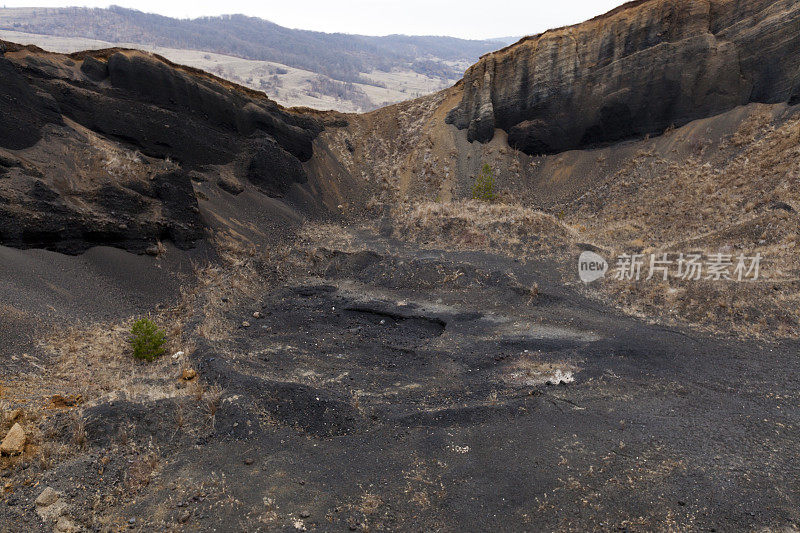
1 0 799 531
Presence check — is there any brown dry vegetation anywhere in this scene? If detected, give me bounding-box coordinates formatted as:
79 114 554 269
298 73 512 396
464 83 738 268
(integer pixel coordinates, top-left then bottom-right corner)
349 98 800 339
393 201 576 255
566 107 800 337
0 231 280 476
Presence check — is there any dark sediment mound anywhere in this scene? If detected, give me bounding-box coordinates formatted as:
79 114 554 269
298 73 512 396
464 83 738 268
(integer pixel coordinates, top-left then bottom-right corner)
0 57 62 150
0 169 203 255
0 43 335 255
446 0 800 154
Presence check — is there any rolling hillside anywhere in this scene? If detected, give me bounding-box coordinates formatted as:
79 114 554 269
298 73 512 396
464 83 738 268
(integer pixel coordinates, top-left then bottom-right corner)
0 6 502 111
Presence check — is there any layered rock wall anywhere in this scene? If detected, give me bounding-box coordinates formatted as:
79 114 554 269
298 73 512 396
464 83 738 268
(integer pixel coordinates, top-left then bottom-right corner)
0 44 330 254
447 0 800 154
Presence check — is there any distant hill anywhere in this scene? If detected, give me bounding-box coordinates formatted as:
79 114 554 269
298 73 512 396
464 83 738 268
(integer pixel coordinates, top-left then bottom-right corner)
486 36 524 46
0 6 500 85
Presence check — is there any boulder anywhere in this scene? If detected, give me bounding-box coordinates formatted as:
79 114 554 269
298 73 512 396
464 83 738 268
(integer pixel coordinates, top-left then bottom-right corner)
36 487 60 507
0 422 25 455
3 408 22 424
54 516 82 533
35 486 69 523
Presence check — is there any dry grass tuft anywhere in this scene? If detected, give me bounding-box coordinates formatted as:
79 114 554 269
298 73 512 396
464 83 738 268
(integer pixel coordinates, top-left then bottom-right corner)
69 410 86 449
125 452 160 491
203 385 224 429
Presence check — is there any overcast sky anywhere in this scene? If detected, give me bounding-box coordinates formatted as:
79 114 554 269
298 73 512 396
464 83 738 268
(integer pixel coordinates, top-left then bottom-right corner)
2 1 630 40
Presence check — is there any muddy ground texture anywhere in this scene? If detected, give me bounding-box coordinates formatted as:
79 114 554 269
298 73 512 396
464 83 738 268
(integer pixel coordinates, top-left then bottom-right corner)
1 230 798 532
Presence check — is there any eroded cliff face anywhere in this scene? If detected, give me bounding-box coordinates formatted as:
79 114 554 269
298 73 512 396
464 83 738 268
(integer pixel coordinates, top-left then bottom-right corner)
2 0 800 256
0 43 355 254
446 0 800 155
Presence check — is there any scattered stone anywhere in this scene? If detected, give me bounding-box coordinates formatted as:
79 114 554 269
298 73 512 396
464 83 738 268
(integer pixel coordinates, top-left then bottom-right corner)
172 351 185 359
242 321 251 328
244 458 254 465
54 516 81 533
546 369 575 386
36 487 59 507
300 510 311 518
181 367 197 381
253 311 261 319
145 245 161 256
4 408 22 423
1 422 26 455
35 487 68 523
179 511 191 523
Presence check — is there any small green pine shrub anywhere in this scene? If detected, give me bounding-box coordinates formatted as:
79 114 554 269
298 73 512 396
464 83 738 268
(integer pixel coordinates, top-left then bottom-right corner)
129 317 167 361
472 163 496 201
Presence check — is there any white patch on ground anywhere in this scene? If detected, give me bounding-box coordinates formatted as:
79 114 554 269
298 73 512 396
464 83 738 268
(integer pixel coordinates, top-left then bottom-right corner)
448 444 471 454
502 359 579 387
481 316 602 343
518 324 601 342
546 369 575 385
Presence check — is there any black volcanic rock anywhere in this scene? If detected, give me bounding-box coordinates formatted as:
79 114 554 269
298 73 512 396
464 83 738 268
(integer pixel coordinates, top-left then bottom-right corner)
245 137 308 197
0 58 62 150
31 51 321 167
0 171 203 255
104 52 320 161
150 171 205 249
45 77 242 165
0 47 326 255
79 55 109 81
446 0 800 155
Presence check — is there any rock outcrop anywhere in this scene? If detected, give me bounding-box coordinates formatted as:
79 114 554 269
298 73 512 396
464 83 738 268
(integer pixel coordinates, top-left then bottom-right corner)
446 0 800 154
0 43 330 254
0 57 62 150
